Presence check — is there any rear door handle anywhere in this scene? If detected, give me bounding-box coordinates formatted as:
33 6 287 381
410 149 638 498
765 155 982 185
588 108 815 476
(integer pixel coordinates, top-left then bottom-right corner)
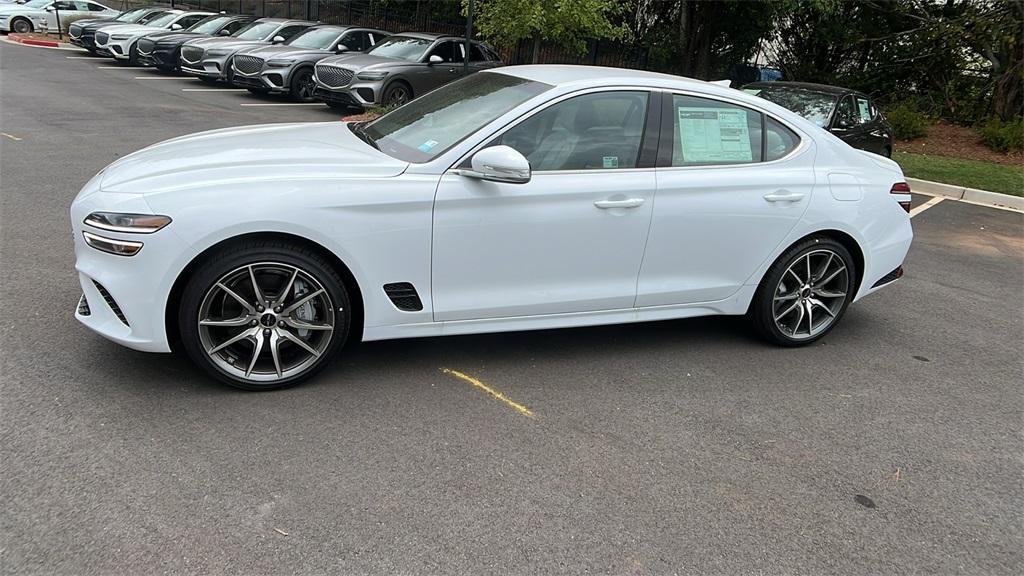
763 192 805 203
594 198 645 209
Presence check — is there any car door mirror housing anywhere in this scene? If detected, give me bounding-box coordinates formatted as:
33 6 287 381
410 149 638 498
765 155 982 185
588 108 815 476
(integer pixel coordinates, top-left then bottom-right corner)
272 35 285 44
428 54 443 64
460 146 531 184
171 23 182 30
336 43 349 53
219 29 232 36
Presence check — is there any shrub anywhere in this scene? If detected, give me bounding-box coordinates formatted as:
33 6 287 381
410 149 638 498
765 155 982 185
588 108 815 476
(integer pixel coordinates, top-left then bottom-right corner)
885 103 929 141
979 116 1024 153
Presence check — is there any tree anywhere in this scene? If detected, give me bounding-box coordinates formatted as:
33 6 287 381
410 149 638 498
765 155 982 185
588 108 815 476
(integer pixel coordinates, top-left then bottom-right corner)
468 0 624 63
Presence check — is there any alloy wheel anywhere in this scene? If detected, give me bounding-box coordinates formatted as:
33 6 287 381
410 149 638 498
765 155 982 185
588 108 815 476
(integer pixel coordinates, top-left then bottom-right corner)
12 19 31 34
294 70 316 102
772 249 849 340
197 262 337 383
385 85 409 107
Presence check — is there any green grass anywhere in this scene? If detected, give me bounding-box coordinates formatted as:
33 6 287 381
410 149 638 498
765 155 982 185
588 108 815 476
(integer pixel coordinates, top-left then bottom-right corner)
893 151 1024 197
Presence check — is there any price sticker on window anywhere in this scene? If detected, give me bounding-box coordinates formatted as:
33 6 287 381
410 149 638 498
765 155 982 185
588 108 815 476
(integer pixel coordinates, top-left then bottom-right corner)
677 107 752 163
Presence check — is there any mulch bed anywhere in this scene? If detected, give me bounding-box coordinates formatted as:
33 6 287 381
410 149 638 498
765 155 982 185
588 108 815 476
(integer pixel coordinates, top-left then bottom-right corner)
895 120 1023 166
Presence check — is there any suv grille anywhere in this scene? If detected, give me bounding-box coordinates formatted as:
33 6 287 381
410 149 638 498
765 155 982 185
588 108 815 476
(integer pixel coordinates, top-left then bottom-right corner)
315 64 354 88
95 31 109 45
180 45 204 64
137 37 154 55
233 54 263 75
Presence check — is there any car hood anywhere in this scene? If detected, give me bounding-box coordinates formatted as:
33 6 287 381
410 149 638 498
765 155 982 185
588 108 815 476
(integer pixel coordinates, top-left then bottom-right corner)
99 23 161 35
238 44 330 60
186 36 267 49
149 30 206 44
318 53 411 70
99 122 407 194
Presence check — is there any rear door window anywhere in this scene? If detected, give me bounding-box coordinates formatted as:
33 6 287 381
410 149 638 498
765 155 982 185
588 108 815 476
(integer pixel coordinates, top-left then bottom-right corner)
670 94 763 166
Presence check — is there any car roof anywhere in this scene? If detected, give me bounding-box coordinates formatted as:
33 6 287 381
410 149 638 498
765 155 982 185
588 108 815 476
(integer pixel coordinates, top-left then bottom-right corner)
253 18 315 25
745 81 854 96
391 31 446 41
492 64 710 90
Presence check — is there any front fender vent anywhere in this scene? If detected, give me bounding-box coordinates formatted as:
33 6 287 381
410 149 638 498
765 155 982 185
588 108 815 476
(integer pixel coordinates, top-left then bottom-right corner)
92 280 129 326
383 282 423 312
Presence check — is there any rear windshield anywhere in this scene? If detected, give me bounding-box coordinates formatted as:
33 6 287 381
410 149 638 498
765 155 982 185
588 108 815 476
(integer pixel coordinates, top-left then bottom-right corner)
751 86 839 128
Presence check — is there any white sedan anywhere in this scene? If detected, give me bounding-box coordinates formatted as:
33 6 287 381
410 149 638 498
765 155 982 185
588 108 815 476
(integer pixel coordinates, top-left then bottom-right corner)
70 65 913 390
0 0 116 34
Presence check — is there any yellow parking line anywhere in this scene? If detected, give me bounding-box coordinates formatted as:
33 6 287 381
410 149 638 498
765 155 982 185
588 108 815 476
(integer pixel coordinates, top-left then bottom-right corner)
440 368 534 417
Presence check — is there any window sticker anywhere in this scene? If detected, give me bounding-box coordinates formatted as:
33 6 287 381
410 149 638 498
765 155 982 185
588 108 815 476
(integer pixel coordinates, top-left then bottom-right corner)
417 139 439 152
677 107 752 163
602 156 619 169
856 98 870 122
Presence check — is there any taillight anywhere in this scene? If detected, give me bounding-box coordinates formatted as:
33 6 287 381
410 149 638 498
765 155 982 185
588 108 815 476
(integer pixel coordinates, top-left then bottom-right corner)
891 182 911 213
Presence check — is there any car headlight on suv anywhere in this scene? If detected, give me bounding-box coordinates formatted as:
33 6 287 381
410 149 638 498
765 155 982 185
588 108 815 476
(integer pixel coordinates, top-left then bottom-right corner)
356 71 388 81
266 60 291 67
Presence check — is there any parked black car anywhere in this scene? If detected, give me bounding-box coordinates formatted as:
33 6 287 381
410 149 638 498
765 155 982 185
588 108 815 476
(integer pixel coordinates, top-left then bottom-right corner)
230 25 389 102
744 81 894 157
137 13 254 72
68 6 167 54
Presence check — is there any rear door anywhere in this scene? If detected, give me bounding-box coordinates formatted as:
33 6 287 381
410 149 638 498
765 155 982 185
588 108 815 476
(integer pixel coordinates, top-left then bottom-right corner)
636 92 813 306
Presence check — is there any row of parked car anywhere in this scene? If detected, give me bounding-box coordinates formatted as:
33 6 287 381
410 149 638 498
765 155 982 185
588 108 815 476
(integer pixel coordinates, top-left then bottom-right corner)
48 5 504 110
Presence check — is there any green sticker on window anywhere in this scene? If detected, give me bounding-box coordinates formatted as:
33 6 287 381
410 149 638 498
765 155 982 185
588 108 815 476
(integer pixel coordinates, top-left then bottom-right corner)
602 156 619 169
677 107 752 163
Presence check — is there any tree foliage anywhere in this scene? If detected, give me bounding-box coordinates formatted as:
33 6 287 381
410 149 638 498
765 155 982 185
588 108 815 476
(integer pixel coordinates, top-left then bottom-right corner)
468 0 624 61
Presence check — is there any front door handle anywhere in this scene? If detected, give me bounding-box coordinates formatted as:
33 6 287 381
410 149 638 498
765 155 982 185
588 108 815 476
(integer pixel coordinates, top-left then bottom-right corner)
594 198 645 209
763 191 805 203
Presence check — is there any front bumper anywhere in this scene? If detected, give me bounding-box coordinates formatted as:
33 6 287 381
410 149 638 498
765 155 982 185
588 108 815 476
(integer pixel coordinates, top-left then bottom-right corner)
313 85 363 108
137 46 177 69
232 68 290 93
180 54 230 79
105 39 133 60
311 73 382 108
71 187 194 353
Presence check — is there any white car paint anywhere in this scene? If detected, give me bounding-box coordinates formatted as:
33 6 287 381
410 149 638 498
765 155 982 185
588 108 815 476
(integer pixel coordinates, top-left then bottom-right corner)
0 0 116 33
94 11 212 60
71 65 912 357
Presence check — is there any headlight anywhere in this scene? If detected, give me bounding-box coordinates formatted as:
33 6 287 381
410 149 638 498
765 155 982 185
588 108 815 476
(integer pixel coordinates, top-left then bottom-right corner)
84 212 171 234
83 231 144 257
266 59 291 67
356 70 388 81
109 34 132 41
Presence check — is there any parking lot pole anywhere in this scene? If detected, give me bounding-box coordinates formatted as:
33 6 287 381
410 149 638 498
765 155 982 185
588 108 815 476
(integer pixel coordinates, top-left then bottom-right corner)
53 4 61 40
464 0 474 75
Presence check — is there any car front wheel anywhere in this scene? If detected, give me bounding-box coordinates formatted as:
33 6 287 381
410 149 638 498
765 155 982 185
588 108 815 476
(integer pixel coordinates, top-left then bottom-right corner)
179 241 351 390
290 67 316 102
382 82 411 107
11 18 33 34
751 237 856 346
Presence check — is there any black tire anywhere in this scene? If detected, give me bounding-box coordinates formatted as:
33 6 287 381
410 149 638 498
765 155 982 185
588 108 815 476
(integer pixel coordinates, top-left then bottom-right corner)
247 87 271 95
381 81 412 107
224 61 235 84
750 236 856 346
126 41 139 66
883 145 893 158
179 240 351 390
11 18 33 34
289 67 317 102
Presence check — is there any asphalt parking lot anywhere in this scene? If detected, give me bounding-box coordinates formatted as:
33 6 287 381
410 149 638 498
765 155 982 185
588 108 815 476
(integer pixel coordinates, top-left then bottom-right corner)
2 40 1022 575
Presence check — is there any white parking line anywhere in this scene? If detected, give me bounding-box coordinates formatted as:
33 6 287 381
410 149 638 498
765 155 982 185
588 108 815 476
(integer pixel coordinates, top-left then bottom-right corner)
910 196 945 218
239 103 323 107
97 66 146 69
134 76 192 80
182 88 247 92
66 56 99 59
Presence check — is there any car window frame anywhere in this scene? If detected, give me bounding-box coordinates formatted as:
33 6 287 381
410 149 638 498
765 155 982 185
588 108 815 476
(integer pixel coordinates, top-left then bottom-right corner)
450 86 662 175
656 89 807 170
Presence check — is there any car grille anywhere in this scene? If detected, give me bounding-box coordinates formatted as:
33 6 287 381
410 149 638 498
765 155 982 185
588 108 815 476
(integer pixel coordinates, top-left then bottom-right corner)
137 37 154 55
95 31 109 45
180 45 204 64
315 64 354 88
233 55 263 75
92 280 129 326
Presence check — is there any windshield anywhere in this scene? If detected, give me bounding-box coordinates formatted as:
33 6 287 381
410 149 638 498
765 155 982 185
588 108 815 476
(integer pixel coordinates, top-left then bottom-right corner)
116 8 145 22
23 0 50 8
366 36 431 61
286 27 340 50
188 15 231 34
146 13 178 28
363 72 551 163
137 10 167 24
234 21 277 40
752 86 838 128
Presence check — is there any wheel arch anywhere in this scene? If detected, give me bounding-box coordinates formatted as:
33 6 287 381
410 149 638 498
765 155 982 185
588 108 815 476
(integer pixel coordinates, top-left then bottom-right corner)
164 231 364 351
382 77 413 101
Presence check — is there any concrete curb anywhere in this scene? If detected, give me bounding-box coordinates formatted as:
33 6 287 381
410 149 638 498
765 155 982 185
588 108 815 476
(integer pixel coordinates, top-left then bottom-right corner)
7 33 80 49
907 177 1023 212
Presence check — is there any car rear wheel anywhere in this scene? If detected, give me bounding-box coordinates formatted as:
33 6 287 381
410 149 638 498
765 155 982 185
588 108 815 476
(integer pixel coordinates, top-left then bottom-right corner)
290 67 317 102
179 241 351 390
750 237 856 346
382 82 411 107
11 18 32 34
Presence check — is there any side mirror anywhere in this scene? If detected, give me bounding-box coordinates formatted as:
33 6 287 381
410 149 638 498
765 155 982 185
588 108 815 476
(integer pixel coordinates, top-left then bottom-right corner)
336 43 350 53
171 23 182 30
272 35 285 44
428 54 443 64
219 29 232 36
459 146 531 184
833 117 852 130
44 6 54 11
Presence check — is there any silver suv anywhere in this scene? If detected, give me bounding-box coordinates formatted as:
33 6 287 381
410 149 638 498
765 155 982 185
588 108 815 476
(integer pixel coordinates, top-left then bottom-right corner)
312 32 503 110
179 18 315 83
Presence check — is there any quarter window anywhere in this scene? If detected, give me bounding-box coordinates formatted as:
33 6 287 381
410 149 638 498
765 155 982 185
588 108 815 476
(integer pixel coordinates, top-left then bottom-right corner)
765 117 800 161
499 91 649 171
670 94 762 166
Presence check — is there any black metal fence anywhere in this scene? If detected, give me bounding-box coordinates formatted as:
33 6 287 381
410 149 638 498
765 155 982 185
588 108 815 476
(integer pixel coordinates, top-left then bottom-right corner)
118 0 649 69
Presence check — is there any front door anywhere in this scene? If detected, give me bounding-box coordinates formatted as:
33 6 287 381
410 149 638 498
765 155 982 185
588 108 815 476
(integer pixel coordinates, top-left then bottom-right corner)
432 90 656 321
